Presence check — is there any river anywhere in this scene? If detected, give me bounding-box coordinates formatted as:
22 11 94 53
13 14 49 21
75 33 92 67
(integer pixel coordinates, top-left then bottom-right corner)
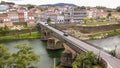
87 35 120 53
0 39 54 68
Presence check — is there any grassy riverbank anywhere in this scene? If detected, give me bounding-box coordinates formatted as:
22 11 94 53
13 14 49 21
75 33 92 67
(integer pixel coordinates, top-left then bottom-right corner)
80 22 118 26
0 32 41 42
88 30 120 39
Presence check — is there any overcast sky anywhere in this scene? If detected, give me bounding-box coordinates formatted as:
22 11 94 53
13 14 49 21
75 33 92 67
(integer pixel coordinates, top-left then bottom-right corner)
1 0 120 8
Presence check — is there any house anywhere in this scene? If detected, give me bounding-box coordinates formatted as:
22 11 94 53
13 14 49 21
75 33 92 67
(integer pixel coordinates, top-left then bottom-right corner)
27 11 35 27
8 11 19 23
0 5 9 14
47 12 58 22
0 13 13 28
35 10 46 22
17 10 25 22
90 8 107 19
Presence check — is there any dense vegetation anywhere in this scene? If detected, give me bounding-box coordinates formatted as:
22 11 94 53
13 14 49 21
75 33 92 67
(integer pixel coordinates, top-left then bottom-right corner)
72 52 98 68
89 30 120 39
0 44 40 68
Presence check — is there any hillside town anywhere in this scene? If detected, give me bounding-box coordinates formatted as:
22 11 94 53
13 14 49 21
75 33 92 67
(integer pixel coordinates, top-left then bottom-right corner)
1 1 120 30
1 1 120 68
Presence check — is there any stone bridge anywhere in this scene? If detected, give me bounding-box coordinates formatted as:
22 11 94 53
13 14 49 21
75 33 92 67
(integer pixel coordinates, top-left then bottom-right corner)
36 22 120 68
37 23 82 67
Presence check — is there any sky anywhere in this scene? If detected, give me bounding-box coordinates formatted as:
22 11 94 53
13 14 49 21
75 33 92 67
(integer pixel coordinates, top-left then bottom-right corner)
1 0 120 8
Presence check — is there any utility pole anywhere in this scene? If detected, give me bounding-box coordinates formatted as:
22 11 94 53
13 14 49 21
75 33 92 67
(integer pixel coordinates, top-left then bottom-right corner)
98 50 101 64
54 58 56 68
115 45 117 57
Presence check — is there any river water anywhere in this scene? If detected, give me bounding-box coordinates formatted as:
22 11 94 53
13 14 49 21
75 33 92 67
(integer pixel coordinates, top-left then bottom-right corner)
2 35 120 68
87 35 120 53
0 39 54 68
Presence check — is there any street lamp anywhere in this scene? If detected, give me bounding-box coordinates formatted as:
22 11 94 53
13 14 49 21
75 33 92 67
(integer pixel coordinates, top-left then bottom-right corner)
98 50 101 64
53 58 56 68
114 45 117 57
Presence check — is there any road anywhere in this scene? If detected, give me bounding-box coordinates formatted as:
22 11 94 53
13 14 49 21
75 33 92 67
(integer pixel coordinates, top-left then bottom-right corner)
39 22 120 68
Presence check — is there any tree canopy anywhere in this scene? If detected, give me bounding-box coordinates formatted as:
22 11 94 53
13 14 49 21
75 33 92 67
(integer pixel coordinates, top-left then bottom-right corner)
72 52 97 68
47 17 51 24
116 6 120 12
26 4 34 10
0 44 40 68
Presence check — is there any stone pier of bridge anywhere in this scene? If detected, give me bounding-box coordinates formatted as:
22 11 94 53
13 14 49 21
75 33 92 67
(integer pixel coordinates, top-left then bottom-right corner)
37 25 85 67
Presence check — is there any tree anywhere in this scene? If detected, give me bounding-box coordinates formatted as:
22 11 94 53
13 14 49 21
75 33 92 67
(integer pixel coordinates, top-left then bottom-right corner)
0 26 10 36
83 18 88 24
0 44 11 68
0 1 6 4
90 17 95 23
13 44 40 68
26 4 34 10
72 52 97 68
100 17 106 22
95 6 106 9
116 6 120 12
107 12 112 18
47 17 51 24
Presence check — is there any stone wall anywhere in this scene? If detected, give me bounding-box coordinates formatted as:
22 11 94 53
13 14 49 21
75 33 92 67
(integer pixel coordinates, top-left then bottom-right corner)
75 24 120 33
51 23 120 33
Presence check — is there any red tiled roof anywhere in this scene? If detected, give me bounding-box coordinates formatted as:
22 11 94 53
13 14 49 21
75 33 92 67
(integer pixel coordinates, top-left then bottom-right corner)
35 10 44 14
48 12 58 16
8 11 18 14
28 12 33 16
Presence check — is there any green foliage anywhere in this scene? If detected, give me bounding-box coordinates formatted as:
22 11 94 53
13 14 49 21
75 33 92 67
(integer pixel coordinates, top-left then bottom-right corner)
116 6 120 12
80 21 117 26
95 6 106 9
0 1 6 4
73 52 97 68
83 18 88 24
26 4 34 10
108 12 112 17
47 17 51 24
90 17 95 22
0 44 40 68
0 26 10 36
0 32 41 42
13 44 40 68
100 17 106 22
0 44 11 68
89 30 120 39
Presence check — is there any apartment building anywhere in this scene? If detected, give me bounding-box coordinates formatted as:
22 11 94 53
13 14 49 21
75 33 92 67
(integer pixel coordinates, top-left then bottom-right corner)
8 11 19 22
64 7 88 23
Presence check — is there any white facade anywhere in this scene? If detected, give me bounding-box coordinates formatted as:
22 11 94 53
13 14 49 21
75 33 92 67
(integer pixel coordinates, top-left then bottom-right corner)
57 16 64 23
64 7 88 23
24 11 28 22
0 5 8 14
8 13 19 22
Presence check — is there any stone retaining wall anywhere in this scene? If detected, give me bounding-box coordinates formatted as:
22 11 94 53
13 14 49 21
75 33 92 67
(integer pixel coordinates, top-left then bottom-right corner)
51 23 120 33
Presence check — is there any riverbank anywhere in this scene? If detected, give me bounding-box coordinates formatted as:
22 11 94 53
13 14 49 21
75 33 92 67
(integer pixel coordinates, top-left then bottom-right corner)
0 32 41 42
88 29 120 40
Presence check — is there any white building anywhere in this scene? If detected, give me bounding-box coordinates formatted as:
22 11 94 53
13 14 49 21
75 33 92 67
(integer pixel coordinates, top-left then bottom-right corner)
0 5 9 14
57 16 64 23
64 7 88 23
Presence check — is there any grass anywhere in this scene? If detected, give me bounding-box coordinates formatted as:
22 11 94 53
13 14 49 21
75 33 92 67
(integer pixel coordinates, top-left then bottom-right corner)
0 32 41 41
93 65 103 68
89 30 120 39
80 22 118 26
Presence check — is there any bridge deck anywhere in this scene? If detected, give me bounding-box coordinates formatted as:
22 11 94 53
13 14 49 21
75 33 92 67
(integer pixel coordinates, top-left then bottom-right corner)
39 22 120 68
